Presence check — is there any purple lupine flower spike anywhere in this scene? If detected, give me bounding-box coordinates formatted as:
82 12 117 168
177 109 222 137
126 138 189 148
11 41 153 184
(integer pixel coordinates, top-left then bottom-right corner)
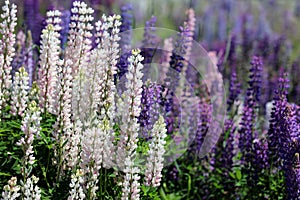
248 56 263 104
239 56 263 164
220 119 236 171
138 82 162 139
189 98 212 155
252 138 269 180
267 72 290 167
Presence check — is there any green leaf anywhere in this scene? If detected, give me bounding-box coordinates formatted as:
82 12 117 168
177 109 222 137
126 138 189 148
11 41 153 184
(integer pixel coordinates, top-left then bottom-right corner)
236 169 242 180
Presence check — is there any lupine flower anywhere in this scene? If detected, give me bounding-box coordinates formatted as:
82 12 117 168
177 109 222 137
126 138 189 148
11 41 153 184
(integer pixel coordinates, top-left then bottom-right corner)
219 119 236 172
1 177 21 200
66 1 94 120
80 127 104 199
238 56 263 164
280 104 300 199
68 169 86 200
0 0 17 115
10 67 30 117
52 59 73 173
138 82 162 139
267 73 289 167
38 19 61 114
66 1 94 76
17 101 41 167
252 138 269 179
117 49 144 200
182 8 196 72
189 98 212 155
144 115 167 187
92 14 121 121
163 22 192 135
22 175 41 200
66 119 83 169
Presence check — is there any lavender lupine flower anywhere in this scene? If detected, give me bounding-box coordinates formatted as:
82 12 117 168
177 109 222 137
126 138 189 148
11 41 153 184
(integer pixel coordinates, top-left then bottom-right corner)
1 177 21 200
38 14 61 114
0 0 17 113
138 82 162 139
116 49 144 200
144 115 167 187
10 67 30 117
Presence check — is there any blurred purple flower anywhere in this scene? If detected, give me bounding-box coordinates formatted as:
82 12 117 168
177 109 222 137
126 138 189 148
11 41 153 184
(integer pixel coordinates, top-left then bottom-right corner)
141 16 157 81
227 70 241 111
24 0 43 46
60 10 71 50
